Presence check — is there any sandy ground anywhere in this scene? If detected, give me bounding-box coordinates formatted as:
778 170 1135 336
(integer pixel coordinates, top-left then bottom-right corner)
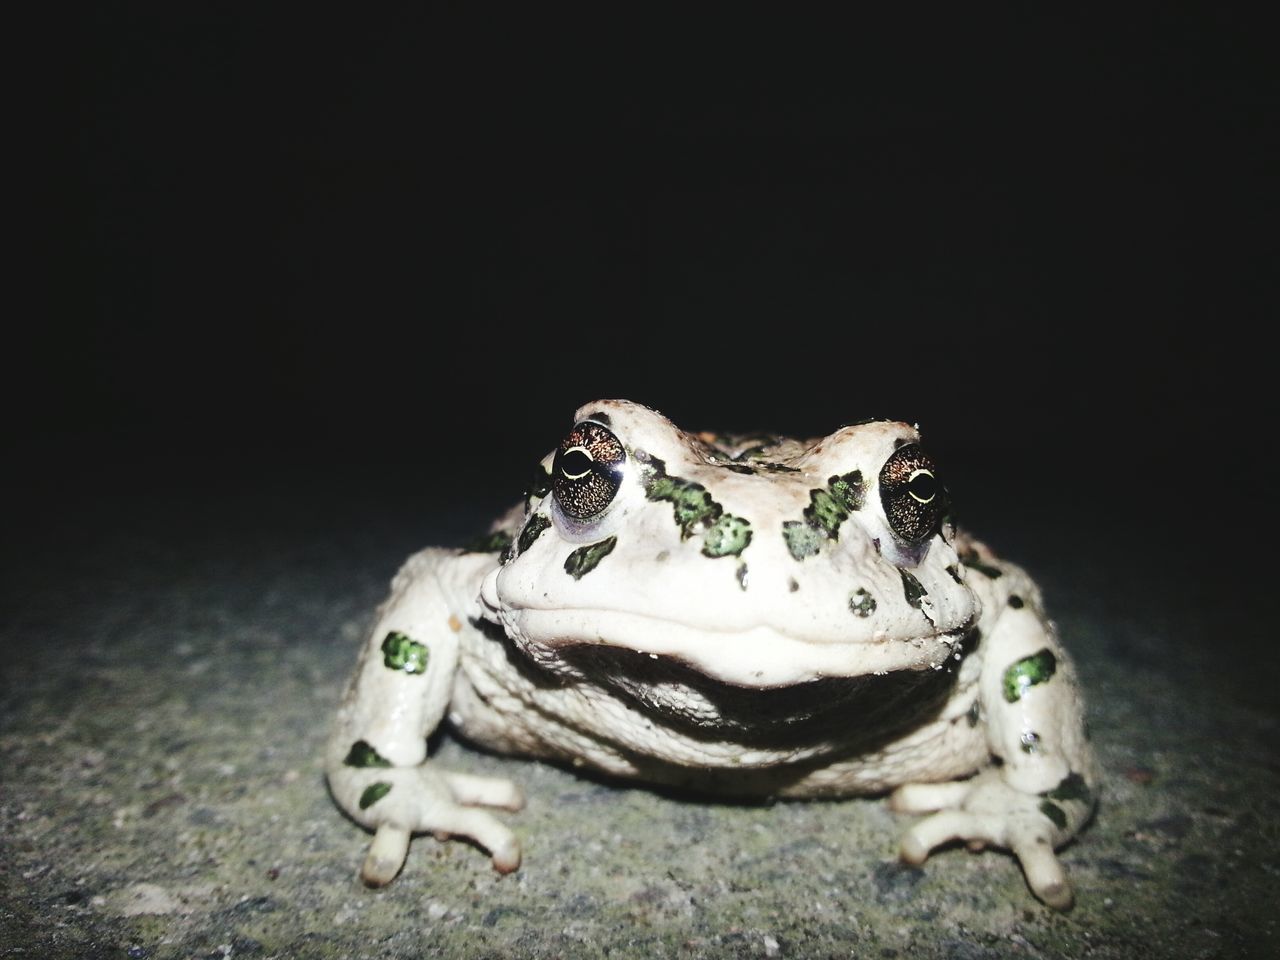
2 479 1277 959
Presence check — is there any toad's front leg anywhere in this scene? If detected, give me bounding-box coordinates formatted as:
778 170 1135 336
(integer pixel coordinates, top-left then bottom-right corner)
325 548 524 886
890 594 1097 910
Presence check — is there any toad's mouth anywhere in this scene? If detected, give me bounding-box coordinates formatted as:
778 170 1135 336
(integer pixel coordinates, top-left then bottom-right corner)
483 604 973 689
555 642 962 745
468 611 974 747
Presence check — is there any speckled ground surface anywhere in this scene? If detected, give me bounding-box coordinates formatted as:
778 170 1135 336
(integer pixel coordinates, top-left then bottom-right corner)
2 475 1277 960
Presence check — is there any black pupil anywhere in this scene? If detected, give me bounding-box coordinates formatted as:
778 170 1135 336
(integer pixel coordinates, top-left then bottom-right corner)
560 449 593 478
552 422 626 521
909 472 937 501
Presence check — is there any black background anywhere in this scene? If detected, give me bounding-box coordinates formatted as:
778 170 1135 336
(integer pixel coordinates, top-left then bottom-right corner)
17 9 1273 542
4 15 1278 953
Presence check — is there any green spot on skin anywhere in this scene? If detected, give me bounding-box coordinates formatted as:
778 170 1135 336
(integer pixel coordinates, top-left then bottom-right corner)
359 782 393 810
1039 799 1068 830
967 700 980 727
381 631 429 674
1043 772 1093 806
1002 648 1058 702
849 587 876 617
517 514 551 555
641 460 722 538
463 530 513 555
641 470 676 499
783 521 823 560
672 487 721 535
735 563 748 590
899 569 928 609
806 488 847 537
564 536 617 579
731 440 778 461
641 456 751 559
343 740 392 768
785 471 867 559
702 513 753 557
829 470 865 512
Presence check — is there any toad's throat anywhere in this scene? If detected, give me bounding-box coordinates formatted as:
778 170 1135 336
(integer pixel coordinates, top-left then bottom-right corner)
548 643 961 746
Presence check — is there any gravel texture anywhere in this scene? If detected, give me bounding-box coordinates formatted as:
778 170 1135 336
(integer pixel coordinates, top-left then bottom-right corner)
2 477 1277 959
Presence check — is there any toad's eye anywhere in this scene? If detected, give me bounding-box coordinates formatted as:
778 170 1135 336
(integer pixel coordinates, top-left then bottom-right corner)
552 421 626 520
879 445 945 542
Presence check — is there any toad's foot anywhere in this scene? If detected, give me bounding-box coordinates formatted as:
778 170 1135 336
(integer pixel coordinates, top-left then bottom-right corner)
889 768 1090 911
349 766 525 887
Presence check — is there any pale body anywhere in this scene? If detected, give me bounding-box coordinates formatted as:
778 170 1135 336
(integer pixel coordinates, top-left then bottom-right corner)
326 400 1096 908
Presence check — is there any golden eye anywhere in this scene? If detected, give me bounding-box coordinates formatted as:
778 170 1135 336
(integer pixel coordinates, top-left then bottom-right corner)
552 422 626 520
879 446 945 542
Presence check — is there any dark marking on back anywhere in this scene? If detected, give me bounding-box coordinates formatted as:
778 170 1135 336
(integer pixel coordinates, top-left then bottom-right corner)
585 411 612 427
729 437 781 460
701 436 799 475
1008 594 1025 609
